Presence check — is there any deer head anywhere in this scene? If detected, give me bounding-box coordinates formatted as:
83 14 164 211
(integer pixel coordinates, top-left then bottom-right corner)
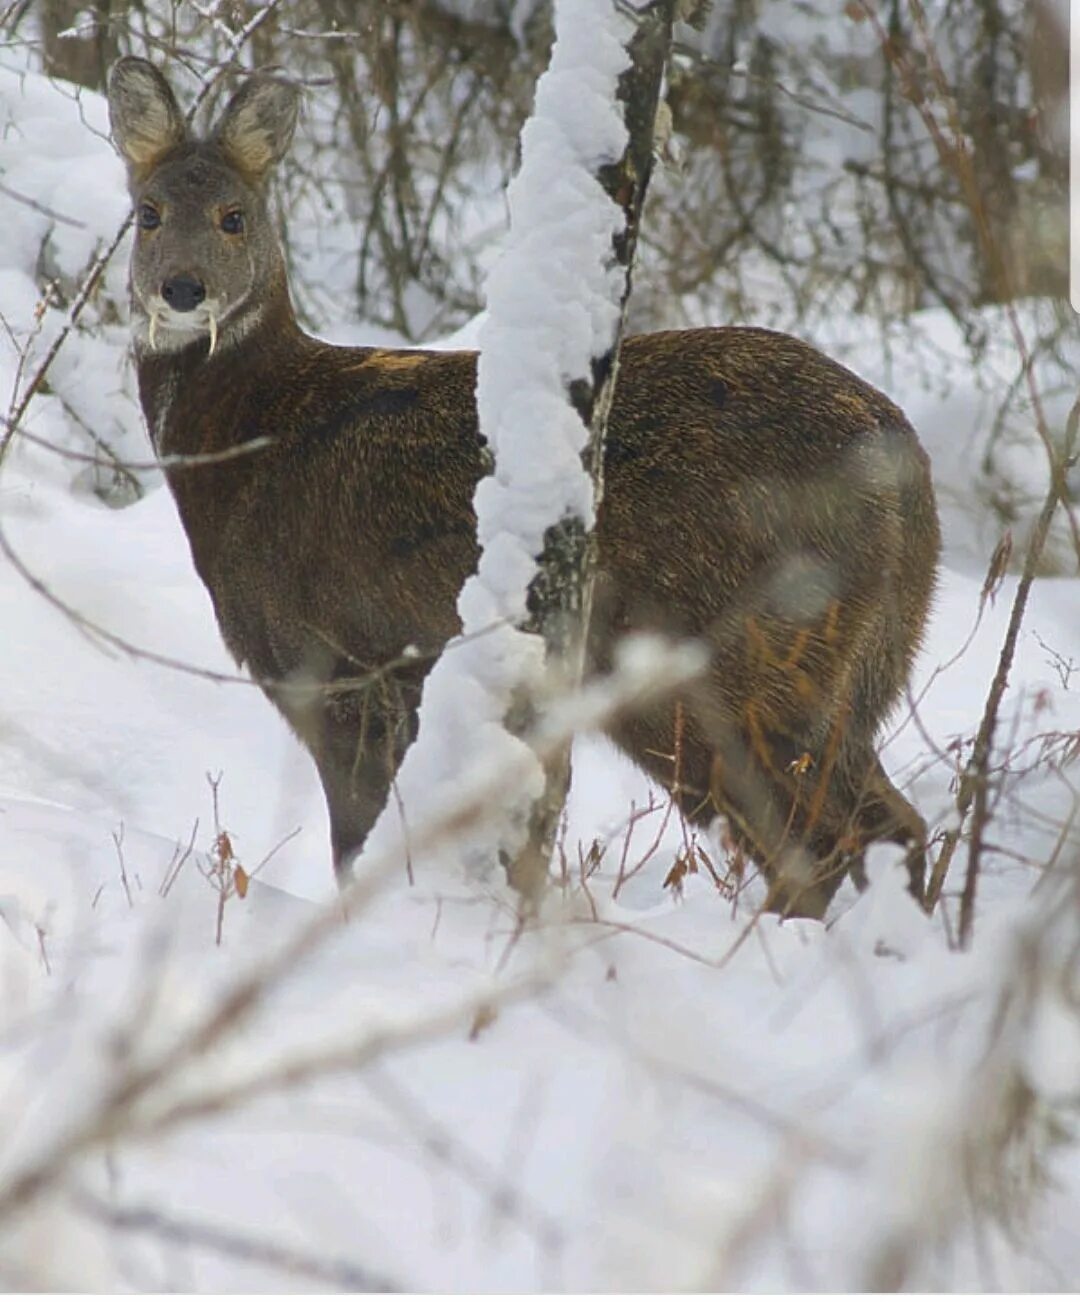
108 57 300 357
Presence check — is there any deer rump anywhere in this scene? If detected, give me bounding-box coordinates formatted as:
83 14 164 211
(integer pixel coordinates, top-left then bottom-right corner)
108 58 941 918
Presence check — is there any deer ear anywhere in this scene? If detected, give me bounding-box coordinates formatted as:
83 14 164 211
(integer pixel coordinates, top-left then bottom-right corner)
213 74 299 183
108 57 187 186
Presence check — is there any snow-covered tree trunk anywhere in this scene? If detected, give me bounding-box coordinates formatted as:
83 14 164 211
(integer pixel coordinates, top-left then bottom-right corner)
505 0 678 900
365 0 676 893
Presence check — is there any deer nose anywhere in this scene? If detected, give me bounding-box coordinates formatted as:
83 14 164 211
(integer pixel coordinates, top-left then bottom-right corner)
161 275 206 312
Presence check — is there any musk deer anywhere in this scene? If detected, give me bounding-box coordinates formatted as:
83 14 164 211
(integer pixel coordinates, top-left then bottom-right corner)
107 57 940 919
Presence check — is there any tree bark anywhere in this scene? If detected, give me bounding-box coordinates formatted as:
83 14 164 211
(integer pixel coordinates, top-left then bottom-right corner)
506 0 677 903
41 0 117 91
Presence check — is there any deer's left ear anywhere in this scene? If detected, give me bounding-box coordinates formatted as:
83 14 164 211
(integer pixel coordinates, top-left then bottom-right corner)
213 74 300 183
108 57 188 187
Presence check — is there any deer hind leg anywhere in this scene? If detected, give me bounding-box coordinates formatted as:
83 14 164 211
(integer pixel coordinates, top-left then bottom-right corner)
685 599 871 917
850 756 929 906
704 722 861 921
746 748 929 914
605 696 858 919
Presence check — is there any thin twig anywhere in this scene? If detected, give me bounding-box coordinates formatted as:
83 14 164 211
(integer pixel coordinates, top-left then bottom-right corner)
956 398 1080 945
71 1187 401 1292
12 422 276 472
926 397 1080 934
0 180 87 228
111 823 134 908
159 820 199 898
0 220 131 472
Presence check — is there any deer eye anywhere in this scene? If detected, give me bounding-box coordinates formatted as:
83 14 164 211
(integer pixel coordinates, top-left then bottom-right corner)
138 203 161 231
220 209 244 235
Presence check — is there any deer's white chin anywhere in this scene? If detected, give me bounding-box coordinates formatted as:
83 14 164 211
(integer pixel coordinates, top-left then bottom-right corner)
134 301 262 357
134 304 214 354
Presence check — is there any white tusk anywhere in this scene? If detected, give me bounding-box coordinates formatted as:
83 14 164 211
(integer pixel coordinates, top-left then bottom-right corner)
207 313 218 358
148 312 159 351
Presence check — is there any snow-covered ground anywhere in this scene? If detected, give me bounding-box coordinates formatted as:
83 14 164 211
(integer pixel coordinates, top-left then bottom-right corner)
2 46 1079 1292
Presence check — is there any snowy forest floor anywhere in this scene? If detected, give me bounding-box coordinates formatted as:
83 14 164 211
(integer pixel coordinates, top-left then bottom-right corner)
2 54 1080 1291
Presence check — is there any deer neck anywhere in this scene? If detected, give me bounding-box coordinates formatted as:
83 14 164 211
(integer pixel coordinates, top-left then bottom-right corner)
135 274 304 583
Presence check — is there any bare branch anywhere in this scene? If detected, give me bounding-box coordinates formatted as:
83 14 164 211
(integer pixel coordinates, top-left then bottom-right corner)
71 1187 402 1292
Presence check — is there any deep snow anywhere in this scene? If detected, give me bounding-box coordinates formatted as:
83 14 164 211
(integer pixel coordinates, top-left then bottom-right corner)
2 41 1080 1292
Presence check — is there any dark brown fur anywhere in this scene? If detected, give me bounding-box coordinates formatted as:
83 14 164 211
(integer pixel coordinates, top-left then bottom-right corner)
110 59 941 917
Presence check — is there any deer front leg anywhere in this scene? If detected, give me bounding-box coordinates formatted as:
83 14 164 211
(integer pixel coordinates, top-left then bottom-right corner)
280 669 423 882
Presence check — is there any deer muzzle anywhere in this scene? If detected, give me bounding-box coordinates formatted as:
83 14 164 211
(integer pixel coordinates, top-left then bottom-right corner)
161 274 206 312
